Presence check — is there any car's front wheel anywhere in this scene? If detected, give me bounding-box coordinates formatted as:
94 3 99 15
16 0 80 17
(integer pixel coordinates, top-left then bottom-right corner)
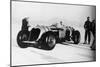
17 30 29 48
46 34 56 49
41 33 56 50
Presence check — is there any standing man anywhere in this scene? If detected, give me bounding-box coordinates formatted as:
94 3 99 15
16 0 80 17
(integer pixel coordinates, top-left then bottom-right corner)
84 17 91 44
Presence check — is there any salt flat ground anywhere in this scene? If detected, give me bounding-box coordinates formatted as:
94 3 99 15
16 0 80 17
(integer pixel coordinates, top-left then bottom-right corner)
12 42 96 66
11 22 95 66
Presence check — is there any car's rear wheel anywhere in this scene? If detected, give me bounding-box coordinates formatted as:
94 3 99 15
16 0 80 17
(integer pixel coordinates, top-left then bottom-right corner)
72 31 80 44
17 30 29 48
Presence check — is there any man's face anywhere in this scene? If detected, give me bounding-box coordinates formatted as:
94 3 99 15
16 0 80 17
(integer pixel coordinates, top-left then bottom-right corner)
87 17 90 21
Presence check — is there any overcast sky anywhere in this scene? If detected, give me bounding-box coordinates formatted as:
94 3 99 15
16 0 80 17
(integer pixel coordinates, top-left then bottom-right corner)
12 1 96 27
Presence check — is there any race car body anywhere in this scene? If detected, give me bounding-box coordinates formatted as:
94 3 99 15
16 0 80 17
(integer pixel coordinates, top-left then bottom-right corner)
17 22 80 50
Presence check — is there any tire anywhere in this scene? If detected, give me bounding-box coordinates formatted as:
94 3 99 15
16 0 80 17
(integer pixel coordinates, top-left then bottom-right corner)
42 33 56 50
72 31 80 44
65 30 70 41
17 30 29 48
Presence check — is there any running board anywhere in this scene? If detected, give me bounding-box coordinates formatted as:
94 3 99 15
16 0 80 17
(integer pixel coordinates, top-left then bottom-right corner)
23 41 36 44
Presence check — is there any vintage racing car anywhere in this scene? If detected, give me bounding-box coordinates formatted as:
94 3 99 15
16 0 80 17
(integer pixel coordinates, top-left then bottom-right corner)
17 20 80 50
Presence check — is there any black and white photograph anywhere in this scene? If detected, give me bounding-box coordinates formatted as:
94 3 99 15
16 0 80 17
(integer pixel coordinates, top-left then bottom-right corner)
11 0 96 66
